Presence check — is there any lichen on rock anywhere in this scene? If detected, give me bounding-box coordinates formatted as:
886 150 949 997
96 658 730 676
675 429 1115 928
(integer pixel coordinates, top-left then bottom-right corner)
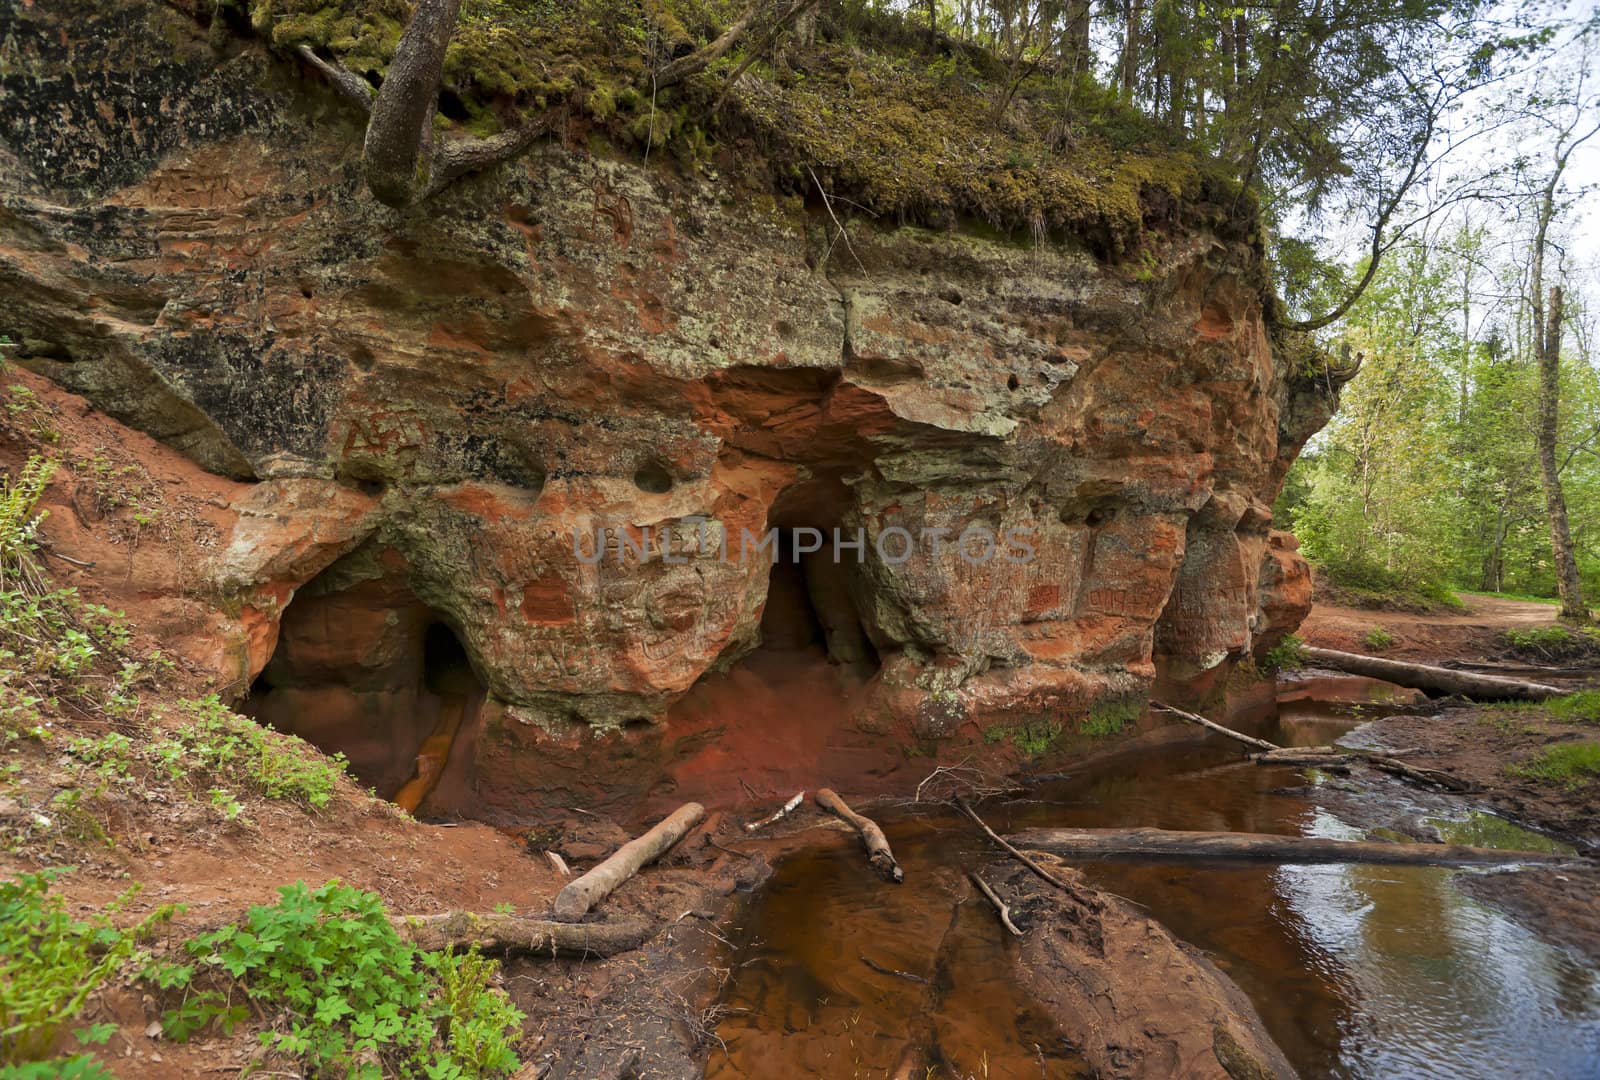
0 0 1341 811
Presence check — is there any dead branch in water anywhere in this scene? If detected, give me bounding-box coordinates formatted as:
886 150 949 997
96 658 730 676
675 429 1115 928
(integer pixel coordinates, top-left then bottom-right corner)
1151 701 1278 751
1007 826 1571 866
552 802 705 920
1158 702 1473 792
954 797 1101 910
859 951 928 983
394 912 654 956
816 788 903 882
968 872 1023 937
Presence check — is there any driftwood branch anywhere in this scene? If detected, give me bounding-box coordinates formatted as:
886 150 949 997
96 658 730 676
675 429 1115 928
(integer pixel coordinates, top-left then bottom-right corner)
552 802 705 920
954 797 1101 910
1159 701 1473 791
1151 701 1278 751
746 790 804 832
968 872 1022 937
1304 647 1563 701
816 788 902 882
1007 826 1570 867
393 912 655 956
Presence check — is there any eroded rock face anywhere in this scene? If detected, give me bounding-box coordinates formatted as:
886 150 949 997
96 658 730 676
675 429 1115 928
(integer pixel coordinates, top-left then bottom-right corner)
0 0 1339 810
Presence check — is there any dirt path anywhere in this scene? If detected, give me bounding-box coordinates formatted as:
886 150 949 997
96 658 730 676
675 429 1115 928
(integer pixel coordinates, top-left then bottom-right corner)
1300 593 1561 662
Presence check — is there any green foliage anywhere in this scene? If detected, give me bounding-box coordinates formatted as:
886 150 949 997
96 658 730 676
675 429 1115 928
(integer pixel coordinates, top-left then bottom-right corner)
1501 626 1600 661
1362 627 1394 651
1262 634 1309 672
162 881 523 1079
64 696 350 818
1546 691 1600 725
0 870 175 1064
1283 225 1600 608
986 717 1063 755
1507 742 1600 789
1080 698 1139 738
0 1056 118 1080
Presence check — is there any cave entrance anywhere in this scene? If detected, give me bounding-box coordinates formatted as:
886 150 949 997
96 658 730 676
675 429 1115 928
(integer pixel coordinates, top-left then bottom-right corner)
758 525 880 675
243 562 485 813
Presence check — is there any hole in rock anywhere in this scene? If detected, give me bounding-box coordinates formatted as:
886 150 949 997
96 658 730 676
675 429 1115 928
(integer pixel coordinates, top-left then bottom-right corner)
243 562 485 815
633 460 674 494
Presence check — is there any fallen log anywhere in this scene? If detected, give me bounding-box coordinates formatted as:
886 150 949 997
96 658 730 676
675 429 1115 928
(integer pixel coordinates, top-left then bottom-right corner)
1253 745 1469 790
394 912 655 956
746 790 804 832
1008 826 1570 866
551 802 705 920
817 788 902 882
1304 646 1563 700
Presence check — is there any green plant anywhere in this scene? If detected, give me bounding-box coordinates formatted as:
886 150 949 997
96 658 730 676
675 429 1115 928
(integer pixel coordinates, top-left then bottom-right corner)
1262 634 1309 672
1080 697 1139 738
0 1056 119 1080
165 696 348 810
162 881 523 1079
1008 718 1062 756
1502 625 1600 661
1361 627 1394 651
1507 742 1600 789
0 870 175 1064
1546 691 1600 724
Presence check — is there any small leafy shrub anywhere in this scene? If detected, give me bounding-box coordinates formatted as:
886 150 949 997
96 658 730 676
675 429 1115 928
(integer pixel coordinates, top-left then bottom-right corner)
1502 625 1600 662
0 1056 118 1080
157 881 523 1079
1262 634 1309 672
1507 743 1600 789
166 697 348 810
65 697 349 816
1080 697 1139 738
1362 627 1394 652
0 870 175 1065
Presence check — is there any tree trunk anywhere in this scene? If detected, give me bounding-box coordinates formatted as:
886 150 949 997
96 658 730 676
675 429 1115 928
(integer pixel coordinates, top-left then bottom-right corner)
364 0 462 207
1120 0 1142 100
1303 646 1563 700
1535 284 1588 621
551 802 705 919
1007 827 1570 866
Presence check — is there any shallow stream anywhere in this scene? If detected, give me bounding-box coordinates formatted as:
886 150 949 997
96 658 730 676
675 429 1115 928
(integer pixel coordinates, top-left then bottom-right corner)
705 685 1600 1078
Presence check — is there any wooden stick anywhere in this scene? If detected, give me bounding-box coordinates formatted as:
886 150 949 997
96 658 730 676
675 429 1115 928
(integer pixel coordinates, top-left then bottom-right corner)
1151 701 1279 751
859 951 928 983
816 788 903 882
545 850 572 877
954 797 1100 909
394 912 654 956
1007 826 1570 866
746 790 804 832
551 802 705 920
1304 646 1563 700
968 872 1023 937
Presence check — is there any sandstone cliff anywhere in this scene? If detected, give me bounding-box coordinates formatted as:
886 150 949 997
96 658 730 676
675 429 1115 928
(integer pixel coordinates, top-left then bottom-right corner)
0 0 1338 814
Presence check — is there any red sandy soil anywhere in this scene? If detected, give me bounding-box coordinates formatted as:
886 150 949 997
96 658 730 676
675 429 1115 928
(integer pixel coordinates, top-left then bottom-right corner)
1299 592 1560 662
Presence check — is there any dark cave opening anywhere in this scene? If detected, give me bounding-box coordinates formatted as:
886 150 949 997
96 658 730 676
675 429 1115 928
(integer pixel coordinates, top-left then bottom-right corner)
758 526 880 674
243 565 484 808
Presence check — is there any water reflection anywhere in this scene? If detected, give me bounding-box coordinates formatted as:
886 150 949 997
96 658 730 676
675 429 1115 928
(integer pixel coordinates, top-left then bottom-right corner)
707 704 1600 1078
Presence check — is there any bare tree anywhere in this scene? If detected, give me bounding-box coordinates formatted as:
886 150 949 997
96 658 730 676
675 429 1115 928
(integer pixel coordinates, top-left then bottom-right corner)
1526 100 1600 620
